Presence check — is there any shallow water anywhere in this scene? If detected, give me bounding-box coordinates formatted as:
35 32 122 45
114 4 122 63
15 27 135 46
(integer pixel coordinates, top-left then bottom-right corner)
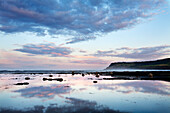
0 74 170 113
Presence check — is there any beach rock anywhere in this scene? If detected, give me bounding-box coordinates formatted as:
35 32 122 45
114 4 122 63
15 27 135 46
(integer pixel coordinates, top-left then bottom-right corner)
148 73 153 78
103 77 130 80
72 71 74 75
25 77 30 80
49 75 53 77
95 74 100 78
14 82 29 85
82 73 85 77
93 81 97 83
43 78 63 82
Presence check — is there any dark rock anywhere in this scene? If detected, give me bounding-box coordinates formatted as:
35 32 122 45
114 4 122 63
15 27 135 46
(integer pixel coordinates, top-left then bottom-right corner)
95 74 99 78
103 77 130 80
148 73 153 78
43 78 63 82
49 75 53 77
93 81 97 83
25 77 30 80
72 71 74 75
14 82 29 85
82 73 85 77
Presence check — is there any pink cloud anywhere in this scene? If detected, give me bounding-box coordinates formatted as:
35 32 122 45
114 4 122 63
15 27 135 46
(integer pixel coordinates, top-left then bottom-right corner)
0 49 110 70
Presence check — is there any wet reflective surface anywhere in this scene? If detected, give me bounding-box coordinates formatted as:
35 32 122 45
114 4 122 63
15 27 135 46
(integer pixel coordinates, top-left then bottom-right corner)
0 74 170 113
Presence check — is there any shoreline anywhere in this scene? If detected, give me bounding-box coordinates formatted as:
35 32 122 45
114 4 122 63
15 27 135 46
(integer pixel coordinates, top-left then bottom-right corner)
0 70 170 82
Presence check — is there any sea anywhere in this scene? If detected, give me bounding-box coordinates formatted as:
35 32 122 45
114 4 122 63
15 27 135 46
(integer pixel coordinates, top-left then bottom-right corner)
0 69 170 113
0 69 170 74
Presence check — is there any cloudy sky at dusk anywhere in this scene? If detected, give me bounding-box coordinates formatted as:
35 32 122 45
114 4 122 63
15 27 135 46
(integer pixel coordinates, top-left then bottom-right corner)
0 0 170 70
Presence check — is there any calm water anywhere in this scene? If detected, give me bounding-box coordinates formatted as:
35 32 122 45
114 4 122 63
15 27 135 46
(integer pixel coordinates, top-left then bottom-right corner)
0 69 170 74
0 73 170 113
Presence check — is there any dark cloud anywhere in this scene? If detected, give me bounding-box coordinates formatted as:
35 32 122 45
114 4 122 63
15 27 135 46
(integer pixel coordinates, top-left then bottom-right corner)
93 45 170 60
0 0 166 43
14 43 72 57
66 36 96 44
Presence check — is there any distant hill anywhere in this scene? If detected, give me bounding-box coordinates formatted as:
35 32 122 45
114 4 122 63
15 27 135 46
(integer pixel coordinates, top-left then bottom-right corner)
106 58 170 70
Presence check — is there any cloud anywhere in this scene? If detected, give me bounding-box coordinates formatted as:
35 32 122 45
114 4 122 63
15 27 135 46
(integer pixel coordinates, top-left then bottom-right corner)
0 0 166 43
14 43 72 57
0 50 107 70
93 50 116 57
66 36 96 44
71 59 109 65
0 49 63 69
92 45 170 60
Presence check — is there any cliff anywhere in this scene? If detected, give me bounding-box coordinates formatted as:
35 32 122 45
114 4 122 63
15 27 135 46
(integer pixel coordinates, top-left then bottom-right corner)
106 58 170 70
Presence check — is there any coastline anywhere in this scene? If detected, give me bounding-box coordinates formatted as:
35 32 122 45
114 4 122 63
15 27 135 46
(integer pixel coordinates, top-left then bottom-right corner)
0 70 170 82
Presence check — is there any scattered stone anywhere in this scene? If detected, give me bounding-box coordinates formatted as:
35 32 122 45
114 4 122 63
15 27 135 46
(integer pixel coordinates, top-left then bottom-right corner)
14 82 29 85
93 81 97 83
103 77 130 80
72 71 74 75
95 74 100 78
49 75 53 77
148 73 153 78
82 73 85 77
43 78 63 82
25 77 30 80
99 72 102 75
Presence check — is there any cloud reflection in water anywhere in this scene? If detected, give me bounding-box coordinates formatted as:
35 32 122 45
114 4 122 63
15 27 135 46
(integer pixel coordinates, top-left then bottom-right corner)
14 84 72 98
95 81 170 96
0 97 127 113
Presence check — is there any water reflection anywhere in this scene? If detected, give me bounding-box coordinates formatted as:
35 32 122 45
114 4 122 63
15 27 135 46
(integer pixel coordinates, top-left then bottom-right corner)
94 81 170 96
14 85 72 98
0 74 170 113
0 97 127 113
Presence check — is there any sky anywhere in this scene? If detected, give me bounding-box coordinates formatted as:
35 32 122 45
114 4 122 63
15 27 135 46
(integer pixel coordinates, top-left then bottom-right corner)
0 0 170 70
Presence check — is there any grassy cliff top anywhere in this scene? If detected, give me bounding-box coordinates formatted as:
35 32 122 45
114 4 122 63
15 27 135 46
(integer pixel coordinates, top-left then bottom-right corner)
106 58 170 70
